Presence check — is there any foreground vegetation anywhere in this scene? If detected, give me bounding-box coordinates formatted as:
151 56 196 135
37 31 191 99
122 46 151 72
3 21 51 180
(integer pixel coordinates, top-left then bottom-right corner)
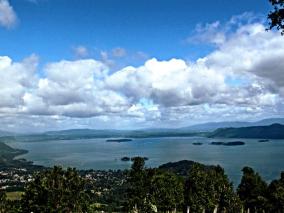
0 157 284 213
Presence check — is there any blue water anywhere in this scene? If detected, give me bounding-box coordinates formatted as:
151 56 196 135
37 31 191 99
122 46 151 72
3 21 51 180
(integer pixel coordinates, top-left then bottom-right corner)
10 137 284 186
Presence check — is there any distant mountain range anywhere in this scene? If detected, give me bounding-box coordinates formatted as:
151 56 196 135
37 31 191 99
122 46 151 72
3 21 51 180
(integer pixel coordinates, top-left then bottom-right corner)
1 118 284 140
180 118 284 132
0 130 16 137
209 123 284 139
7 129 201 142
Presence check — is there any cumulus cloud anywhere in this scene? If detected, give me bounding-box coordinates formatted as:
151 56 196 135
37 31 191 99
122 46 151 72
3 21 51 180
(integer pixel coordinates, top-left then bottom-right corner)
106 58 228 107
0 0 17 29
187 12 263 45
33 59 129 117
0 55 38 109
96 48 148 70
203 23 284 96
187 21 226 45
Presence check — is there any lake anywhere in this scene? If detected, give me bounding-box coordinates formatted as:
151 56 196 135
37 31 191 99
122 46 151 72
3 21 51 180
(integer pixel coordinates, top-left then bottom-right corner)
9 137 284 186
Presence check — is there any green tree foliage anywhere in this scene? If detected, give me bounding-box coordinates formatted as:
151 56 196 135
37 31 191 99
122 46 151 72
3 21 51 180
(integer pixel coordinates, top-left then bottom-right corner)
237 167 268 213
267 171 284 212
209 166 241 213
0 191 21 213
4 160 284 212
185 164 241 213
184 164 211 212
268 0 284 34
127 157 149 212
127 157 184 212
20 166 89 213
150 171 184 212
0 191 7 213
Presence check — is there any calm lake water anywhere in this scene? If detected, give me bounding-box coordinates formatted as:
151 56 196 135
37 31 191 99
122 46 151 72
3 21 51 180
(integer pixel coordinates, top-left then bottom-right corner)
10 137 284 186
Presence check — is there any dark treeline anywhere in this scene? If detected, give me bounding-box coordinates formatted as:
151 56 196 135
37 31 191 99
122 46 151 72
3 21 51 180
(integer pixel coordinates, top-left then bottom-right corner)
1 158 284 213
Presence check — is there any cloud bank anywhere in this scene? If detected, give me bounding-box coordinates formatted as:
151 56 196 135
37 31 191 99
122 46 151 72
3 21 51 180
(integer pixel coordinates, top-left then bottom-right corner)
1 20 284 131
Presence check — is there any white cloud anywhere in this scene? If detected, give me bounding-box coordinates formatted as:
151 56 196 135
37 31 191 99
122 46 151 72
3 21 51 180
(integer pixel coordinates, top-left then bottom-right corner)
187 12 263 45
111 47 127 58
134 51 149 60
100 51 115 67
73 45 89 58
106 58 228 107
1 14 284 131
0 0 17 29
203 23 284 95
0 55 38 109
188 21 226 45
33 59 129 117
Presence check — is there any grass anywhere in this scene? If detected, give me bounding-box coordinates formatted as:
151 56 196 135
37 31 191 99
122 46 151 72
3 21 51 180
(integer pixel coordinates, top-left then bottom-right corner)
6 191 24 201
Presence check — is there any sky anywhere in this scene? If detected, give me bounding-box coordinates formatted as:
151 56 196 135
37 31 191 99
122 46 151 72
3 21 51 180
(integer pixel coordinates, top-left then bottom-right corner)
0 0 283 132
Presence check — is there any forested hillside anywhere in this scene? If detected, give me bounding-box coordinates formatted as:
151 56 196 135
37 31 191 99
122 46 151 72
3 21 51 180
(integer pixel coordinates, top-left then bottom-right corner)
210 124 284 139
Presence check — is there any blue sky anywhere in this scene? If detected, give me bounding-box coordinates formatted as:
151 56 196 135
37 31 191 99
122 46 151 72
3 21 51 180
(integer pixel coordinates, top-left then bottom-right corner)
1 0 271 64
0 0 284 131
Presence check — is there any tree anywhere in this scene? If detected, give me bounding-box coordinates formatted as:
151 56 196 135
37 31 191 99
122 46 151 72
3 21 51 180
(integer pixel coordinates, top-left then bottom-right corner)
185 164 241 213
21 166 90 212
150 171 184 212
184 164 212 213
267 171 284 212
237 167 268 213
209 166 241 213
127 157 185 213
268 0 284 34
127 157 150 212
0 191 7 213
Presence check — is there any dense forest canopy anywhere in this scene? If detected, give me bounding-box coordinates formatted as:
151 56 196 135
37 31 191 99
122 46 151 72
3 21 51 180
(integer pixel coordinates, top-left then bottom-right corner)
1 158 284 213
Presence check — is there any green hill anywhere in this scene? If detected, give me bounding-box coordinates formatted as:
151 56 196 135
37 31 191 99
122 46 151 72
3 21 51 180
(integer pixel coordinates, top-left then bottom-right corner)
159 160 215 177
209 123 284 139
0 141 30 168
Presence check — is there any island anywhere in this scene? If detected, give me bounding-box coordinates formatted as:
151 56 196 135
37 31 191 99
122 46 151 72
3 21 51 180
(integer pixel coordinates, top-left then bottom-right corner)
210 141 245 146
258 139 270 142
120 156 149 162
120 157 130 161
192 142 203 145
106 138 133 142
